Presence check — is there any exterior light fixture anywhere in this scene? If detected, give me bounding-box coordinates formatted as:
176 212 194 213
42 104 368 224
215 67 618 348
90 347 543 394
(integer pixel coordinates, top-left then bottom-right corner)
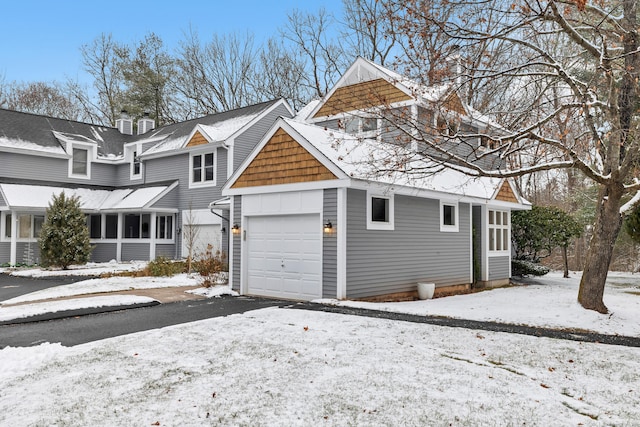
323 220 333 233
232 224 240 234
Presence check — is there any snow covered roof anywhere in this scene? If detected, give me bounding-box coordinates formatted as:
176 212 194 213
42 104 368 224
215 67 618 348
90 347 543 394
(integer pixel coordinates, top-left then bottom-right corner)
142 99 286 156
283 118 520 203
0 183 177 211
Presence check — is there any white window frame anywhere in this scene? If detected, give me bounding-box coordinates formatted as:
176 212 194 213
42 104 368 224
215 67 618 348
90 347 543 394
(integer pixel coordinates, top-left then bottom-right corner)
2 213 44 242
122 213 152 239
189 150 217 188
68 143 94 179
129 143 143 180
440 200 459 232
340 115 380 139
488 209 510 254
155 214 174 242
366 192 394 231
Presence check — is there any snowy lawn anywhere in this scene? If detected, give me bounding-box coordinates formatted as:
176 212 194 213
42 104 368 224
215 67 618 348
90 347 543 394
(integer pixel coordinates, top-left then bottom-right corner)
7 260 147 278
1 307 639 426
319 271 640 337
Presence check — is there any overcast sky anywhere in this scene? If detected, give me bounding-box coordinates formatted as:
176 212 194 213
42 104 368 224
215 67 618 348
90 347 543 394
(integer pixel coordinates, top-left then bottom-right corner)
0 0 343 84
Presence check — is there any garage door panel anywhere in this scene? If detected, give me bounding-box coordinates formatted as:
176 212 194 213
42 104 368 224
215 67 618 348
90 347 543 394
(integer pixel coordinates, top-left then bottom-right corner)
246 214 322 300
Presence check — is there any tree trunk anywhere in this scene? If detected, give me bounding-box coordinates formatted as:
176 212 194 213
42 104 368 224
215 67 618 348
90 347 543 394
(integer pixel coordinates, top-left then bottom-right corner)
562 245 569 278
578 185 623 313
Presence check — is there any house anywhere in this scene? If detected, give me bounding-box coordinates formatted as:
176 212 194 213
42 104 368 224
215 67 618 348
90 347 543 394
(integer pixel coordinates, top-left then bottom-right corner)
0 99 293 266
222 57 530 301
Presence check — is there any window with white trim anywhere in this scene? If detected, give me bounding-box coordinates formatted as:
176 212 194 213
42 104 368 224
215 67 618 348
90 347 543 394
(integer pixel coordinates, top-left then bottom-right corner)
131 149 142 179
340 116 379 138
440 201 459 232
3 214 45 241
190 151 216 187
87 214 102 239
72 148 88 176
367 193 394 230
156 215 174 240
489 209 509 253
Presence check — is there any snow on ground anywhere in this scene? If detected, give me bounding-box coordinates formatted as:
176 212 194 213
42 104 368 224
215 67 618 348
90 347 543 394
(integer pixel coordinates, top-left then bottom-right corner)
0 295 157 322
8 260 147 277
1 274 200 305
318 271 640 337
1 307 639 426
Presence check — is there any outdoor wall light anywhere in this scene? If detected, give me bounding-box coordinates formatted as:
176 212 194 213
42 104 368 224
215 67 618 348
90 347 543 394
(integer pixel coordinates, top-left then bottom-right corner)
323 220 333 233
232 224 240 234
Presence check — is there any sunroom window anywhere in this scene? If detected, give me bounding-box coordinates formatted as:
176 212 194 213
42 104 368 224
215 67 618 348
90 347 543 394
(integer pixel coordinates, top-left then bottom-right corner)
156 215 173 240
124 213 151 239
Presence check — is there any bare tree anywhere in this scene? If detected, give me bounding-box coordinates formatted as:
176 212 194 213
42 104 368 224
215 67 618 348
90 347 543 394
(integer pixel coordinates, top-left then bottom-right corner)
182 204 201 275
340 0 399 66
369 0 640 313
4 81 83 120
282 8 346 99
175 30 258 117
77 33 126 126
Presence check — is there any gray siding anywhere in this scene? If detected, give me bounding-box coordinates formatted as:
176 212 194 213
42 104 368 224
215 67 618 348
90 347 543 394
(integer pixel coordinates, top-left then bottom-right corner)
322 189 337 298
156 244 176 258
346 189 471 299
2 152 118 187
233 103 293 170
16 242 40 265
232 196 241 291
0 193 6 206
92 243 117 263
489 256 510 281
152 187 179 209
121 243 150 261
0 242 10 264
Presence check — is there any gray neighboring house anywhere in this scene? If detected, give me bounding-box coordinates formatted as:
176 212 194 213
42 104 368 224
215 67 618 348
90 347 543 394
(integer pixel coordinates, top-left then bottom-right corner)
223 58 530 301
0 99 293 266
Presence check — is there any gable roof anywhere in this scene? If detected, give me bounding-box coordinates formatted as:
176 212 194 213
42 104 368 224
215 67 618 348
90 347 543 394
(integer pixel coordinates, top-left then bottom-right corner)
308 57 457 120
0 108 129 158
226 116 529 207
140 99 291 157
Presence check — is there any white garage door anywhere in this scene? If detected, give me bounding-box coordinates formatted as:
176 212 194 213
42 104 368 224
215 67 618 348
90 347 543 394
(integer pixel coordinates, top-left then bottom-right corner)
246 214 322 300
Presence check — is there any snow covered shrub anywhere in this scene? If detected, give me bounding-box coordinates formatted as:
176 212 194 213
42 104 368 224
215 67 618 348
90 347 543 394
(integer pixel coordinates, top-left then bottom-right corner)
511 259 550 277
194 245 228 287
39 192 92 269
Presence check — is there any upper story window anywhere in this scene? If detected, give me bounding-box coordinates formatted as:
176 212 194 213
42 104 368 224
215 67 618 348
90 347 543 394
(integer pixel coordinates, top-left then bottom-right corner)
440 201 459 232
68 143 93 179
190 151 216 188
340 116 379 138
367 192 394 230
131 149 142 179
489 209 509 253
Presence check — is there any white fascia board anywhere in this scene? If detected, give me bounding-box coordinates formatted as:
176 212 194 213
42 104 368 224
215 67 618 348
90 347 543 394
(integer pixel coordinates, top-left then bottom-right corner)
144 181 179 208
224 179 351 197
348 179 491 205
0 146 68 159
306 99 416 124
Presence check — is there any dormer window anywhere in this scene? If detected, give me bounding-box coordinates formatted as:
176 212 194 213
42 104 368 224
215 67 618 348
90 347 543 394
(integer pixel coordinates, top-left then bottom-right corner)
68 144 93 179
72 148 88 175
340 116 379 138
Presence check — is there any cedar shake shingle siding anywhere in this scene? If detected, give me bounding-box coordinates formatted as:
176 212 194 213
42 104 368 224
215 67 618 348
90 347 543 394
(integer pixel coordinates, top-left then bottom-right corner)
231 128 338 188
495 181 518 203
186 130 209 147
314 79 412 118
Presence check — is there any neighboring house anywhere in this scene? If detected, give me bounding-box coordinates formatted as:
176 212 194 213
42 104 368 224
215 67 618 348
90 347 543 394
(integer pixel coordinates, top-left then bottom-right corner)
223 57 530 301
0 99 293 266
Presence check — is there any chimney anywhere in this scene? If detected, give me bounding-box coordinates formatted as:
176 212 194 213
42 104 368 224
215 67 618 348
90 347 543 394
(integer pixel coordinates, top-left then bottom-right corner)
116 110 133 135
137 112 156 135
